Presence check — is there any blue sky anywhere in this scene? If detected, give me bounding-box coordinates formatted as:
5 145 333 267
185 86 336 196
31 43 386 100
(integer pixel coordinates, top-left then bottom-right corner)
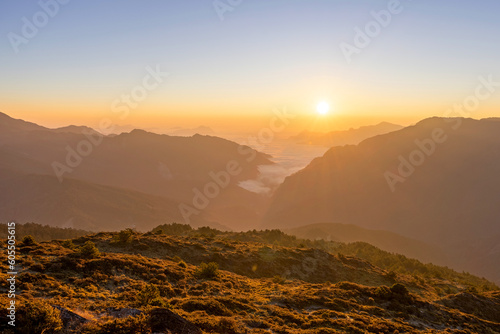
1 0 499 130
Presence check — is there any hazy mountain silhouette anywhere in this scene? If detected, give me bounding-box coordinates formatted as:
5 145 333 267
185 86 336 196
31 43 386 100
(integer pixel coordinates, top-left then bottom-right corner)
0 111 48 133
290 122 404 146
52 125 102 136
0 112 272 231
263 117 500 283
0 168 224 231
168 125 215 136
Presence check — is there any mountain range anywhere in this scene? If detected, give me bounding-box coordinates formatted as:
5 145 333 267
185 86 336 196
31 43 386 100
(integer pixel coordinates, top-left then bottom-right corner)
264 117 500 284
290 122 404 146
0 112 270 231
2 112 500 284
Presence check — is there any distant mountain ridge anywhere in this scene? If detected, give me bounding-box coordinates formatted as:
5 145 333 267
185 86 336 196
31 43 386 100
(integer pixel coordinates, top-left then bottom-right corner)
52 125 102 136
0 111 272 231
290 121 404 146
168 125 215 136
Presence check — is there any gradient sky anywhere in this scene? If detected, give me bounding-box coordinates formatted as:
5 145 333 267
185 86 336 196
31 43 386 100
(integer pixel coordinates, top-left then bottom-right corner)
1 0 499 133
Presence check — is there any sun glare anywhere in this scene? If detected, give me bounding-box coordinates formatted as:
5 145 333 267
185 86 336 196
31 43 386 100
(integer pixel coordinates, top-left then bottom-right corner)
316 101 330 115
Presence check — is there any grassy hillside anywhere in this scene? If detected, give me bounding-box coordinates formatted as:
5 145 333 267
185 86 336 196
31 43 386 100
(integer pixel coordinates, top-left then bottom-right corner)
1 225 498 333
286 223 447 265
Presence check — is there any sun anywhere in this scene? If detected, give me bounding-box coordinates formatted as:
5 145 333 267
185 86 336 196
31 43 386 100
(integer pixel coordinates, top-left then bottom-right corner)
316 101 330 115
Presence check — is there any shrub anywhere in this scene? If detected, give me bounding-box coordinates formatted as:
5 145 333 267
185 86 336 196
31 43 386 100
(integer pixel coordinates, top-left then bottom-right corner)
17 299 63 334
465 286 478 294
62 240 76 249
374 286 392 299
137 284 168 307
115 228 134 244
79 241 100 259
390 283 409 295
273 275 286 284
217 317 239 332
22 235 36 246
196 226 219 238
152 223 192 236
194 262 219 279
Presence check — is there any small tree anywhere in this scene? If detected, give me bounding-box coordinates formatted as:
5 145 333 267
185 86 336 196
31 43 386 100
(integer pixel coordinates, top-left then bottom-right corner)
117 228 134 243
79 241 100 259
194 262 219 279
137 284 167 307
62 239 75 249
22 235 37 246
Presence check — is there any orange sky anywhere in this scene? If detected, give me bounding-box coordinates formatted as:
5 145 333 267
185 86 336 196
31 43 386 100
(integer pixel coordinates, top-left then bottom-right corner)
2 93 498 138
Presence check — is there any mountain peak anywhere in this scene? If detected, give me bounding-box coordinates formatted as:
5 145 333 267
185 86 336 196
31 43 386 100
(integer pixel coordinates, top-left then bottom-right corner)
0 111 48 132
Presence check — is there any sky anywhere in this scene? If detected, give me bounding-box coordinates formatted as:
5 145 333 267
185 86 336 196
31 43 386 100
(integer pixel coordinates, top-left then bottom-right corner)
1 0 499 134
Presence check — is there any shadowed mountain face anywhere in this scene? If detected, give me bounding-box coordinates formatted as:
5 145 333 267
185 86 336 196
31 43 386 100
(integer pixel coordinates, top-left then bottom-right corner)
290 122 404 146
263 117 500 283
0 169 223 231
0 112 272 230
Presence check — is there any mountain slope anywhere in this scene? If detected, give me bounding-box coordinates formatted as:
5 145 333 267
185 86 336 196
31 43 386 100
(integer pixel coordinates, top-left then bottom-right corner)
286 223 448 265
0 112 273 230
1 227 498 333
0 111 49 133
263 117 500 283
0 169 220 231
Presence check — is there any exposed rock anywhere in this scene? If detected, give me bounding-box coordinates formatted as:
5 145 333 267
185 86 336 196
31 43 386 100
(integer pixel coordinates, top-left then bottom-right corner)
149 308 202 334
52 305 89 328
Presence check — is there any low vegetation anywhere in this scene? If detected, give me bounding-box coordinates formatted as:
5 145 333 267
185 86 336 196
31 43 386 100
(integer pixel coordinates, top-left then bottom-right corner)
0 222 90 242
0 223 498 333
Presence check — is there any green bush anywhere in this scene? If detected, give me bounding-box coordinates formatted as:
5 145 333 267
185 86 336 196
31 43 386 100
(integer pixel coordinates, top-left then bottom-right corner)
62 240 76 249
17 299 62 334
194 262 219 279
79 241 100 259
22 235 37 246
390 283 409 295
115 228 134 244
137 284 168 307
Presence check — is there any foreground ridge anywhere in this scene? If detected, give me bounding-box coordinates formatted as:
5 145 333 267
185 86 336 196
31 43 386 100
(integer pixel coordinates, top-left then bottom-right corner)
1 225 499 333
